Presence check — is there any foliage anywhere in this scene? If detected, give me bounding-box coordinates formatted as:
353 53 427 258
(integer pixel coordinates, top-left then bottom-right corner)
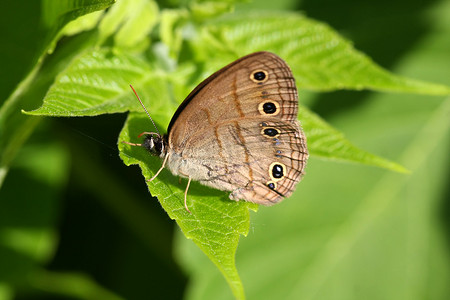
0 0 449 299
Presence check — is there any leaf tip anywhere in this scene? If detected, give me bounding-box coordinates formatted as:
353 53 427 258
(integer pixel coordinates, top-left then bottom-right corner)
21 109 34 116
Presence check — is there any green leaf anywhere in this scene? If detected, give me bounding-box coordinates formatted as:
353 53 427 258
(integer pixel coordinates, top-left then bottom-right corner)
190 0 243 21
194 12 450 95
43 0 116 54
301 106 408 173
27 270 125 300
60 10 105 37
21 43 427 298
24 49 160 117
98 0 159 49
119 112 257 300
27 48 408 173
160 9 189 58
0 0 113 186
0 141 69 284
175 90 450 300
19 7 450 299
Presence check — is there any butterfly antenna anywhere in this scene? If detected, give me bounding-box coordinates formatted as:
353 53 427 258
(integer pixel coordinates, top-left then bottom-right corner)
129 84 160 136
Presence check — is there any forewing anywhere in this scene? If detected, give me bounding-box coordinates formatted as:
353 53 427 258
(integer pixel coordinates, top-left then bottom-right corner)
168 52 298 152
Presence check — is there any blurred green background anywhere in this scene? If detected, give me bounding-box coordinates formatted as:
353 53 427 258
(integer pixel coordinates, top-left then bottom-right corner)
1 0 449 299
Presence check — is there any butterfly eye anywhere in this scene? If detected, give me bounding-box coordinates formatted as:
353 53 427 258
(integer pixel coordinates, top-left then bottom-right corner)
269 162 286 181
250 69 269 83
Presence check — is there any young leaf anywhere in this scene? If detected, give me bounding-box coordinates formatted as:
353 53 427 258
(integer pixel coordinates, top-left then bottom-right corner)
98 0 159 49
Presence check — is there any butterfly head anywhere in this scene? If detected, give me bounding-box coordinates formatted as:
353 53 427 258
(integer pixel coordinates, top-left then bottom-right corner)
142 133 166 157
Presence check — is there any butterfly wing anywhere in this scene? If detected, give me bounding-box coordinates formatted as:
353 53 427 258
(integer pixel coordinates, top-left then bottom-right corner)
169 117 307 204
166 52 308 204
168 52 298 146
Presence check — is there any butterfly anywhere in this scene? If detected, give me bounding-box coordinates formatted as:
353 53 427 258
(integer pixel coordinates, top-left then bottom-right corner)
124 52 308 212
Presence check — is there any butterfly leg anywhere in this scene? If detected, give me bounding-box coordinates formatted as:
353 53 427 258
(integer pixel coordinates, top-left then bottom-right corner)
184 176 192 213
148 153 169 182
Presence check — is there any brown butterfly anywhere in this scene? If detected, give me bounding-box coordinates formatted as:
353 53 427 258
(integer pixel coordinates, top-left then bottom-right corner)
124 52 308 212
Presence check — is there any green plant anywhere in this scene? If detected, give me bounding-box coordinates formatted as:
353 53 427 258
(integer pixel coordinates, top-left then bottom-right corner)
1 0 449 299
